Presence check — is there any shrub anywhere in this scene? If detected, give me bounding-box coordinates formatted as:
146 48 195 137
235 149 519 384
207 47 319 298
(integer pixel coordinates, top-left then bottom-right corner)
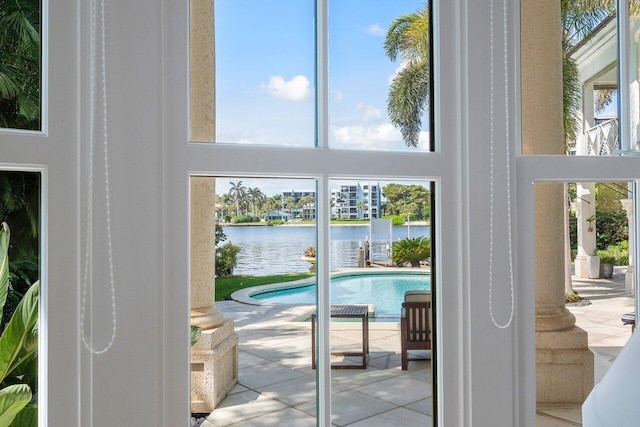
391 236 430 267
267 220 284 226
596 210 628 250
597 241 628 265
231 215 259 224
382 215 405 226
565 292 581 304
304 246 316 258
215 242 241 277
0 223 39 426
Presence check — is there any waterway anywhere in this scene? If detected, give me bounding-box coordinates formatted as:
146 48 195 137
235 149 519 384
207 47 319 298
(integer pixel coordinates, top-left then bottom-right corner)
222 224 430 276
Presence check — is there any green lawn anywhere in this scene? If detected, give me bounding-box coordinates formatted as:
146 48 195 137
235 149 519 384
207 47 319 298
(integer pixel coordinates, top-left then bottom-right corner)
216 272 315 301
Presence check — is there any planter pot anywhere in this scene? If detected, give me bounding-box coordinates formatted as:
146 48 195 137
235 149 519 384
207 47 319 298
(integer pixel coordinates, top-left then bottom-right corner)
302 256 316 272
587 255 600 279
600 263 614 279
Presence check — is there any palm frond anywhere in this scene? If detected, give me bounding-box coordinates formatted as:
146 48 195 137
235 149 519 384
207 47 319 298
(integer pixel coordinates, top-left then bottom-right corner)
384 3 429 65
387 61 430 147
594 88 616 114
563 56 581 151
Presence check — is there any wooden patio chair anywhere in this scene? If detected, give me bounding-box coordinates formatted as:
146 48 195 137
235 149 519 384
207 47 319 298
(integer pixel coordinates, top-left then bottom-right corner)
401 290 431 370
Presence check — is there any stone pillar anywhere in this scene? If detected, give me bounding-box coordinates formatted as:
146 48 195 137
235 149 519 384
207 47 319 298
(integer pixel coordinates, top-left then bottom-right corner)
621 198 635 294
521 0 594 406
190 177 238 413
190 0 238 413
574 183 599 279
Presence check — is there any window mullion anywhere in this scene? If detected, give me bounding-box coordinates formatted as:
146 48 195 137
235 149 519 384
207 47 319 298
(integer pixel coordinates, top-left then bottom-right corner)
316 0 331 424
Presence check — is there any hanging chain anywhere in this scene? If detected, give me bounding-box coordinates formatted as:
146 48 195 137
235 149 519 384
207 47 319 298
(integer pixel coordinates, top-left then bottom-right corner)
488 0 515 329
81 0 117 354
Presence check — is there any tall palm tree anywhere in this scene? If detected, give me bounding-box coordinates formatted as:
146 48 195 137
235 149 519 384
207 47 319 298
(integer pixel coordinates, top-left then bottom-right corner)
228 181 247 217
356 201 368 218
247 187 265 217
384 2 429 147
0 0 41 130
297 195 315 220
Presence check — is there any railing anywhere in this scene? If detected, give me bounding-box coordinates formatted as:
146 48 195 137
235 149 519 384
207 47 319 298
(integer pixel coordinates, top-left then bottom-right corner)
581 118 619 156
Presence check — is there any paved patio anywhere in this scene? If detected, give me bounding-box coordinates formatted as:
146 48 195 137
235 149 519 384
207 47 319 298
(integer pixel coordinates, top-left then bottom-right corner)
199 266 634 426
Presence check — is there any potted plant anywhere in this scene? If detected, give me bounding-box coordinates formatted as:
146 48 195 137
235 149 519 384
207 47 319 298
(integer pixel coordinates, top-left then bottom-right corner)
586 214 596 232
302 246 316 271
596 248 616 279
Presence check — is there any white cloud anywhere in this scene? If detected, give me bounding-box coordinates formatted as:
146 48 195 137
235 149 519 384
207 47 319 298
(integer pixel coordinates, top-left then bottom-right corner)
357 103 382 122
365 24 386 36
262 75 311 101
333 90 343 102
332 123 429 151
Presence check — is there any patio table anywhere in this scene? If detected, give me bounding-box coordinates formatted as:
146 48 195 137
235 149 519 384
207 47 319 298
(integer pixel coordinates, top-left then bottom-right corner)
311 304 369 369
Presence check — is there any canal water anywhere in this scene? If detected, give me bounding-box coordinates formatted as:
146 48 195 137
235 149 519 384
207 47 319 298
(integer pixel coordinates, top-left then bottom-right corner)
222 224 430 276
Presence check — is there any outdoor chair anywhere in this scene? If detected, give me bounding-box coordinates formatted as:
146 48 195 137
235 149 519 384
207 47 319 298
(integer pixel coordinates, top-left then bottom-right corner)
401 290 431 370
622 312 636 333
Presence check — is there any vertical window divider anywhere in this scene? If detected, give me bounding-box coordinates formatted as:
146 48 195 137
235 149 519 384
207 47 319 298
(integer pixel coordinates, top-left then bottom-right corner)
617 0 631 152
315 0 331 425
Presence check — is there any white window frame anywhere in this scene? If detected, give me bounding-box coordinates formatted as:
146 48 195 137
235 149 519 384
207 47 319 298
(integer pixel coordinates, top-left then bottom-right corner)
164 0 467 425
14 0 640 425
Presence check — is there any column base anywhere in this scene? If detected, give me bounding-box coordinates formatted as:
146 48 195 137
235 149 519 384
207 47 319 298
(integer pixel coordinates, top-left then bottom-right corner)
575 255 600 279
191 318 238 413
626 266 635 295
536 326 594 407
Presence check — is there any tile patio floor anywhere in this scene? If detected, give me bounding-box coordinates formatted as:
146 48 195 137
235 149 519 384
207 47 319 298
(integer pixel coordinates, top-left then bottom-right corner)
200 267 634 426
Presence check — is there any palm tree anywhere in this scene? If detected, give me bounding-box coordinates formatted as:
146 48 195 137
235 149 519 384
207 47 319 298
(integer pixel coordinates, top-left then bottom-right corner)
284 196 296 219
356 201 368 219
297 195 315 220
228 181 247 217
247 187 265 218
0 0 41 130
384 2 429 147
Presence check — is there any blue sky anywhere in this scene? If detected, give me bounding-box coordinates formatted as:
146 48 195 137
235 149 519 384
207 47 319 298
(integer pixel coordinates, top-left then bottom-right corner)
215 0 429 151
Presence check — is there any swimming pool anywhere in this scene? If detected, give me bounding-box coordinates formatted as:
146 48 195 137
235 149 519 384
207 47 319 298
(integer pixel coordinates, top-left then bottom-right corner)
238 271 430 319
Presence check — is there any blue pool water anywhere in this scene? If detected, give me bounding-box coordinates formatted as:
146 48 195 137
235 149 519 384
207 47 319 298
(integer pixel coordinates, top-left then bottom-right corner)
251 272 430 318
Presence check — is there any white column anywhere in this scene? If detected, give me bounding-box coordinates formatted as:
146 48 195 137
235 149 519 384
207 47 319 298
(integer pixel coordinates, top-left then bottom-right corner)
575 183 599 279
621 198 635 294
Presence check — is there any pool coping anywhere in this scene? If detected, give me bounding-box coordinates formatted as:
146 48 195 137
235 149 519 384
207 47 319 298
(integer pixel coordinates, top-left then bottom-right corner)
229 267 430 309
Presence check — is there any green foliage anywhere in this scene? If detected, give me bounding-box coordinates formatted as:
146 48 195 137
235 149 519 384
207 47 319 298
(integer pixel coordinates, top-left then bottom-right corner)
596 210 628 250
382 215 405 226
0 172 39 327
215 273 315 301
381 183 430 220
215 223 226 246
597 241 628 265
384 3 430 147
0 223 38 427
190 326 201 347
231 215 260 224
0 384 31 427
562 56 580 150
266 220 284 226
392 236 430 267
565 292 582 304
0 0 41 130
596 183 629 212
215 242 241 277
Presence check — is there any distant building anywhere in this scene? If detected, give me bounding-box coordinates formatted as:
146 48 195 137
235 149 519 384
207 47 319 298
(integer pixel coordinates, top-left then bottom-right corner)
262 210 291 222
281 190 316 220
331 183 381 220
